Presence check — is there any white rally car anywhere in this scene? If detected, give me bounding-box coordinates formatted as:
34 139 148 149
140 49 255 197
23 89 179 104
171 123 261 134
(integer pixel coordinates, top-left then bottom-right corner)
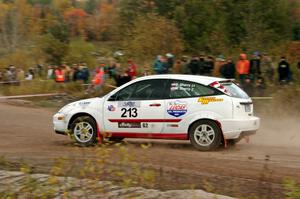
53 75 260 151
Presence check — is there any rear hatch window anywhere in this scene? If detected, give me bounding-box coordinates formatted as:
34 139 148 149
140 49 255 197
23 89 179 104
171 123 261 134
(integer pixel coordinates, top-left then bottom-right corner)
209 81 249 99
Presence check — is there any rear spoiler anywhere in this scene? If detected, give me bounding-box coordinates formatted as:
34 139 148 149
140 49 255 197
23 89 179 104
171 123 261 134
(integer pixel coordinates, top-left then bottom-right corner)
208 80 234 95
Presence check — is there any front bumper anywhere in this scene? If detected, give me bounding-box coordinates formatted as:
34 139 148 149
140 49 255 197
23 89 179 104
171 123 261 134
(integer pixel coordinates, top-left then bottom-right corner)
53 113 68 135
220 116 260 139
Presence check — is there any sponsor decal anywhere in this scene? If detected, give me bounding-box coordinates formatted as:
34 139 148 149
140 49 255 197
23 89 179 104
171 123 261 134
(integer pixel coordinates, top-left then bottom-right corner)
79 101 91 106
118 122 141 128
118 101 140 108
167 101 187 117
108 105 116 111
142 123 148 128
170 82 196 92
78 101 91 108
198 97 224 105
167 124 179 128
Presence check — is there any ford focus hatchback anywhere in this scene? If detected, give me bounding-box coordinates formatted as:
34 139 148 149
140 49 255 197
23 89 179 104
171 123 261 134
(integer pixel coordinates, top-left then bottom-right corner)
53 75 260 151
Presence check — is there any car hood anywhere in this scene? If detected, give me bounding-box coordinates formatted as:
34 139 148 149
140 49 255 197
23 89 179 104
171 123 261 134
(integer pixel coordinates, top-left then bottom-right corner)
58 97 104 113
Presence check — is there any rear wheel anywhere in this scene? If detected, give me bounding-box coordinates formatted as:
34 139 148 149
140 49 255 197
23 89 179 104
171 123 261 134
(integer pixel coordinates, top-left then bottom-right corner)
189 120 222 151
70 116 97 146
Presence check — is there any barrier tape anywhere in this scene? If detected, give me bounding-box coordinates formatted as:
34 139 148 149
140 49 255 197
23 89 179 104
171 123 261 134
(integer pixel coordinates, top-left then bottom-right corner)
251 97 273 100
0 93 65 100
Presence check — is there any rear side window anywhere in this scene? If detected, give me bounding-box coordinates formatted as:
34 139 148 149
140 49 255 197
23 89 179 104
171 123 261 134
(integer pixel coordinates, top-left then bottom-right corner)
167 80 221 99
222 83 249 99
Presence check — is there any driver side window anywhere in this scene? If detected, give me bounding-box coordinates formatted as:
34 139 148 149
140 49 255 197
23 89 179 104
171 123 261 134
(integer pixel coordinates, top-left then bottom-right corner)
109 79 167 101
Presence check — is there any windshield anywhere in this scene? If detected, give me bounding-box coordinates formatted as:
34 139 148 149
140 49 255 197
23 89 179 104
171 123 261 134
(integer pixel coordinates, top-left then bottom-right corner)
221 83 249 99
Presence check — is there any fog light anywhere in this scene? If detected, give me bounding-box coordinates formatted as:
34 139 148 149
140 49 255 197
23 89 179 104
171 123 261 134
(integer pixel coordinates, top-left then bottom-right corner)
57 116 65 120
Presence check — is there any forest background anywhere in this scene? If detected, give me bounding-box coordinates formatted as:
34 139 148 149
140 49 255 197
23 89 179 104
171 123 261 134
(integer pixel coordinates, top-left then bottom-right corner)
0 0 300 69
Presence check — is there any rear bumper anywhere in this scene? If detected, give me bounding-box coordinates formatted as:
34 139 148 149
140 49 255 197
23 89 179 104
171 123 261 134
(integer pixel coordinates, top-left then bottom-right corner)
220 116 260 139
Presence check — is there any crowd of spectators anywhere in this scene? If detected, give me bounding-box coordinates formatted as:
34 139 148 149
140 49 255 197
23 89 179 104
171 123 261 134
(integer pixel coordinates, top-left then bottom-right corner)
0 52 299 96
150 52 299 96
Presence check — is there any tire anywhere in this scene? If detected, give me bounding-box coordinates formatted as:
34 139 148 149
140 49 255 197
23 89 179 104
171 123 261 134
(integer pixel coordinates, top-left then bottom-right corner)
70 116 97 146
189 120 222 151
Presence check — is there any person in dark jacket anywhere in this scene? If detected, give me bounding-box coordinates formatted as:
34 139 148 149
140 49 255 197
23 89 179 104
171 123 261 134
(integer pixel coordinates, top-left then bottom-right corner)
204 56 214 76
278 57 290 83
198 55 207 75
188 56 199 75
249 53 261 82
81 63 90 84
220 58 235 79
166 53 174 73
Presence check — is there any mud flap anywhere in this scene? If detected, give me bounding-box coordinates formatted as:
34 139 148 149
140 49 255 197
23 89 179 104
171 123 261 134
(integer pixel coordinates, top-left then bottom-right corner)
216 120 227 148
97 124 103 144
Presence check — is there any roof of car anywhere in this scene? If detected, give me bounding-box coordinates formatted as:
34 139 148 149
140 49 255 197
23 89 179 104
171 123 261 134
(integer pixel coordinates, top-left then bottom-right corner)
134 74 227 85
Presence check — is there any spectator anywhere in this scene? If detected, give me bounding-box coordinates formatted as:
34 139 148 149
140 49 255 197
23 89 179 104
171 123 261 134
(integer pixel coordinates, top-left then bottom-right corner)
36 64 44 78
153 55 165 74
249 53 261 82
161 56 169 74
236 53 250 85
277 56 290 83
188 56 199 75
47 65 55 79
261 55 275 83
16 68 25 81
4 67 13 82
198 55 207 75
173 59 183 74
54 66 64 83
213 55 225 77
220 58 235 79
127 59 138 79
25 68 35 81
81 63 90 84
180 56 189 74
72 64 81 81
204 56 214 76
86 67 105 94
108 62 116 79
64 64 72 83
115 68 131 87
9 65 17 82
166 53 174 73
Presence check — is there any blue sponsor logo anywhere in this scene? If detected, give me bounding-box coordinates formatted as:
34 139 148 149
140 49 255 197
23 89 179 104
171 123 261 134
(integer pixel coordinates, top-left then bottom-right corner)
167 101 187 117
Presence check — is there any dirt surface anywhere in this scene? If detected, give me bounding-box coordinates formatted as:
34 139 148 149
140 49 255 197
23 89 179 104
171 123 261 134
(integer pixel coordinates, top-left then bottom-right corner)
0 100 299 198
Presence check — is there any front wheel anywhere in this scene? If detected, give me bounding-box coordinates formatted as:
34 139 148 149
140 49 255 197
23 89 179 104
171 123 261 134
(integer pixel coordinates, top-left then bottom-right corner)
189 120 222 151
70 116 97 146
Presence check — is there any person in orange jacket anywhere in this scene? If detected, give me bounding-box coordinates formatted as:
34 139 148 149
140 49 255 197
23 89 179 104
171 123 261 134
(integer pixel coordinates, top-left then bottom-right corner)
236 53 250 85
86 66 105 94
54 66 65 83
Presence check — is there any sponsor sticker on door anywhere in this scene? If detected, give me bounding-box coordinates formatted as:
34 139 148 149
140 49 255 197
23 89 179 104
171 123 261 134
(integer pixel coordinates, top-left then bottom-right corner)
118 101 140 108
108 105 116 111
118 122 141 128
198 97 223 105
167 101 187 117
